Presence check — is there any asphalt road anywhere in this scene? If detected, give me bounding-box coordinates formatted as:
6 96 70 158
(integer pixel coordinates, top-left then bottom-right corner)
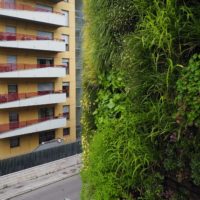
11 175 81 200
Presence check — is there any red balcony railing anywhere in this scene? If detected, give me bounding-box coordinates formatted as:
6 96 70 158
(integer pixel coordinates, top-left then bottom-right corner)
0 64 68 73
0 32 63 41
0 90 65 104
0 114 65 133
0 1 64 15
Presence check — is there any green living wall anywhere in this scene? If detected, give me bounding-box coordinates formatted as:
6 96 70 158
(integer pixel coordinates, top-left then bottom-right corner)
81 0 200 199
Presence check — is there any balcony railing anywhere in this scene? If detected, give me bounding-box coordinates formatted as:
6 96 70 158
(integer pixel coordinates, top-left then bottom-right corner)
0 32 63 41
0 90 65 104
0 1 63 15
0 64 68 73
0 114 65 133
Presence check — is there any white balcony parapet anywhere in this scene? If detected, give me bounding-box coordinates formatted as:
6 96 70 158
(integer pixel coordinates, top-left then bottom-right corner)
0 117 66 139
0 40 65 52
0 67 66 78
0 9 67 26
0 93 66 109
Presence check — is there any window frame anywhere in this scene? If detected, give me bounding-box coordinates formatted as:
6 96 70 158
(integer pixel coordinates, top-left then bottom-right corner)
63 127 70 136
10 137 20 148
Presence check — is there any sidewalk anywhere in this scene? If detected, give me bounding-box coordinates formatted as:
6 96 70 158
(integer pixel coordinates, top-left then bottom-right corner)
0 154 82 200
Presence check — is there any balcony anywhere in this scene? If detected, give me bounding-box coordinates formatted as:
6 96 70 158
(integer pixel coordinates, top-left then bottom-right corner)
0 116 66 139
0 32 65 52
0 91 66 109
0 64 66 78
0 2 67 26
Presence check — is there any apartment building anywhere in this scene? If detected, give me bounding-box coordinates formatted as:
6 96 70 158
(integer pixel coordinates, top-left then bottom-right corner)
0 0 76 159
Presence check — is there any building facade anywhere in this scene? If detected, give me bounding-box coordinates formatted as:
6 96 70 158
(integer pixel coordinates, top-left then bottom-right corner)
0 0 76 159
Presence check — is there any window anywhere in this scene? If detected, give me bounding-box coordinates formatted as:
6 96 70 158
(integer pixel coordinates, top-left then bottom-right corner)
6 26 16 40
76 88 82 106
62 82 70 97
8 84 18 94
36 4 53 12
8 84 18 102
39 107 54 119
61 34 69 51
63 105 70 119
63 128 70 136
7 55 17 64
38 82 54 94
76 125 82 139
5 0 15 3
6 26 16 33
37 58 54 67
76 69 82 87
39 131 55 144
76 107 81 125
62 58 69 74
62 10 69 26
37 31 53 40
7 55 17 70
9 111 19 129
10 137 20 148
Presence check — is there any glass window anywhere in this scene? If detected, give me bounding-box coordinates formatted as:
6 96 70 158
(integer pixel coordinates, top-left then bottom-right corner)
61 34 69 51
37 31 53 40
39 131 55 144
7 56 17 70
36 4 53 12
62 82 70 97
63 128 70 136
38 82 54 94
9 111 19 122
6 26 16 33
39 107 54 119
8 84 18 93
9 111 19 129
7 55 17 64
63 105 70 119
76 107 81 126
8 84 18 103
5 0 15 3
10 137 20 148
76 88 82 106
62 58 69 74
5 26 16 40
37 58 53 66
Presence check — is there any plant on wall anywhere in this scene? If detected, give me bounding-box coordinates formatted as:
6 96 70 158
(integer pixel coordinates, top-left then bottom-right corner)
81 0 200 199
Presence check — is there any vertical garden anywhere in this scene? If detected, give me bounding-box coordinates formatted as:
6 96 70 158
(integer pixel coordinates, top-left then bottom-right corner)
81 0 200 199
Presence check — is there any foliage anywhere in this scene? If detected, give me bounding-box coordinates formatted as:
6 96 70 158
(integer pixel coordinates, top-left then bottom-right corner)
176 54 200 126
81 0 200 199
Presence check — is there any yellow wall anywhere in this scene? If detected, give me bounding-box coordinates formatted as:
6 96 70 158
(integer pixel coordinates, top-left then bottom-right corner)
0 0 76 159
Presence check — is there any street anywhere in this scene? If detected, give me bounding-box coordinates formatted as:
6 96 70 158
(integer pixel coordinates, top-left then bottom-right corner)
11 175 81 200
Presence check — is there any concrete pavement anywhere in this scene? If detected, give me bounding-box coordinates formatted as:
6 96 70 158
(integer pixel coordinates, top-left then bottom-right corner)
10 175 81 200
0 154 82 200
